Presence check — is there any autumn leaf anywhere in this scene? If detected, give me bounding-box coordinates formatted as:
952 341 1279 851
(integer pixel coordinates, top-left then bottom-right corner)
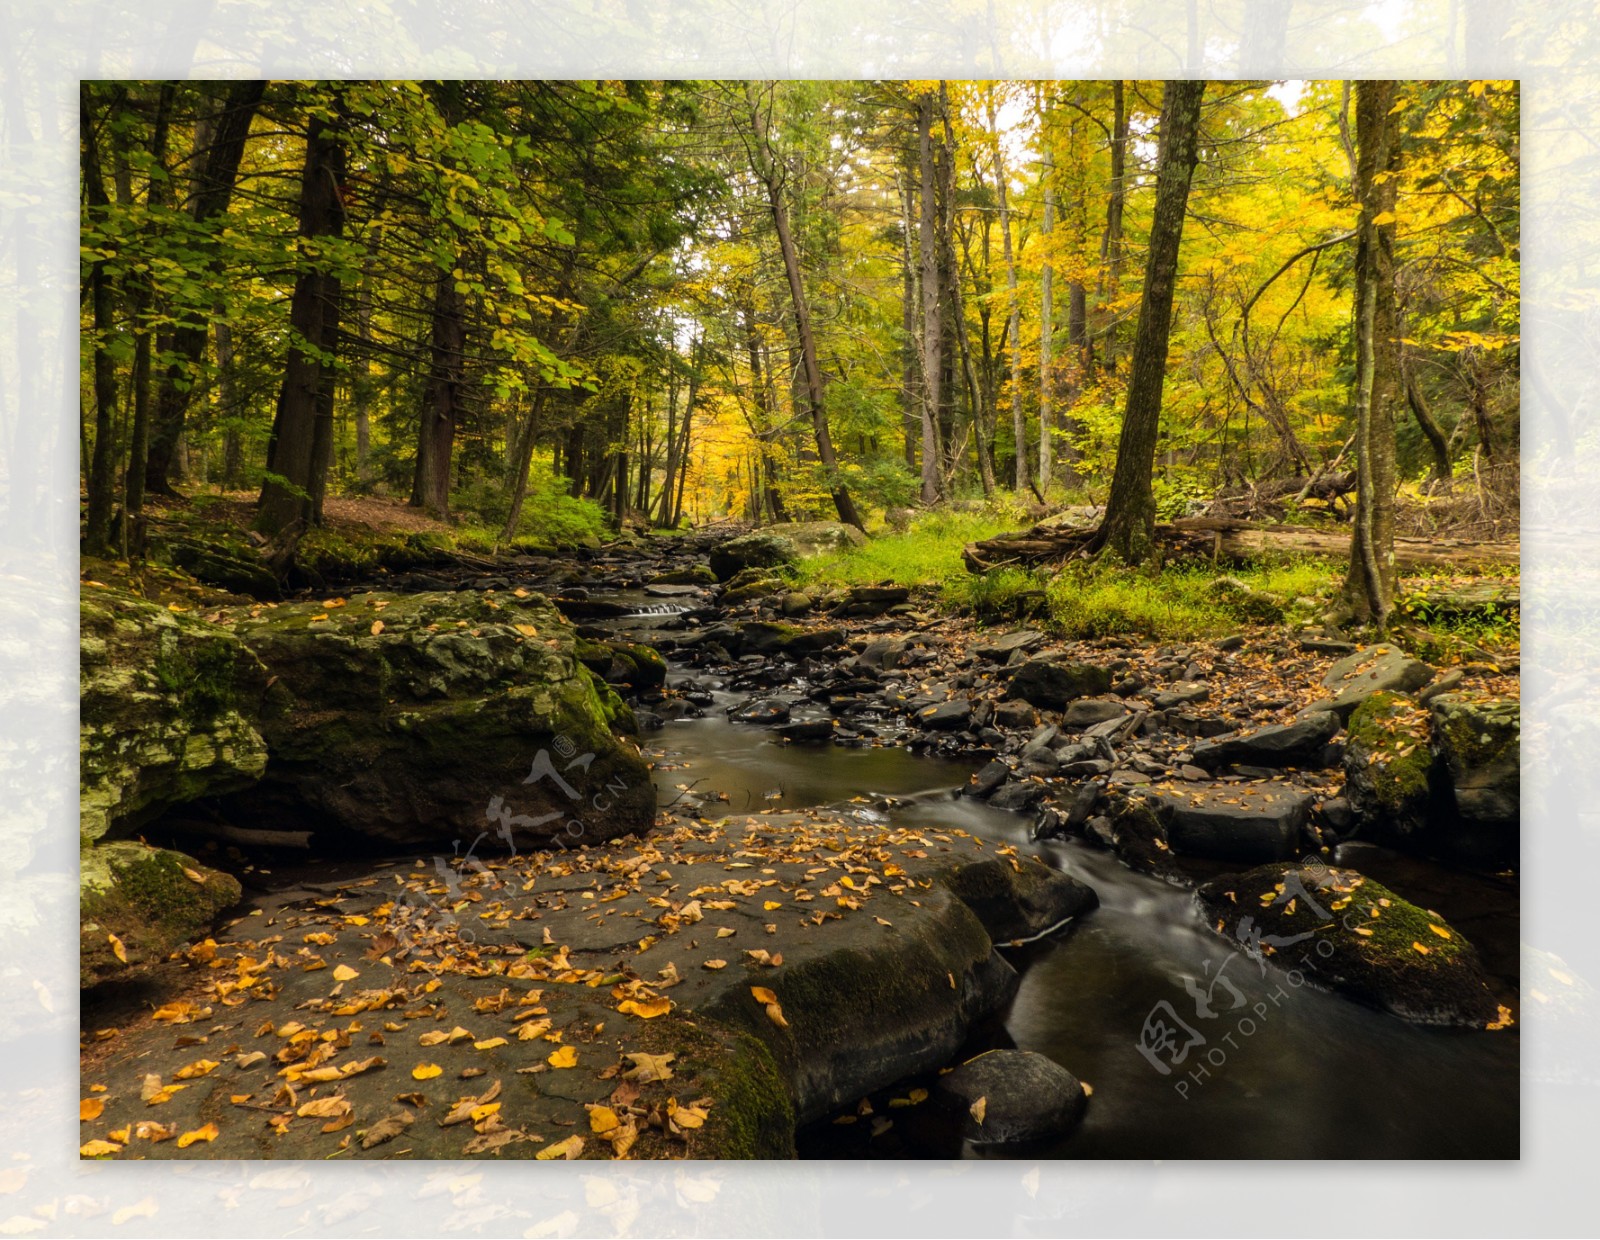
622 1052 676 1083
750 986 788 1028
1428 924 1452 940
969 1096 988 1125
547 1046 578 1069
332 964 360 982
176 1123 220 1148
702 959 727 970
297 1096 350 1119
174 1058 220 1080
361 1110 414 1149
588 1104 620 1135
515 623 539 637
535 1134 584 1160
412 1063 443 1080
474 1036 509 1051
618 997 672 1020
79 1098 104 1121
107 932 128 963
79 1139 122 1158
370 620 385 636
1412 941 1432 955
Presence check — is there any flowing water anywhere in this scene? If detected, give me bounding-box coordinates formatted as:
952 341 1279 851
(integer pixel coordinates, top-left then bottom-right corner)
650 670 1520 1160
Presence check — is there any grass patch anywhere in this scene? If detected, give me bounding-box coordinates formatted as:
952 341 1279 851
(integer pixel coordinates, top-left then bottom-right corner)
794 510 1020 590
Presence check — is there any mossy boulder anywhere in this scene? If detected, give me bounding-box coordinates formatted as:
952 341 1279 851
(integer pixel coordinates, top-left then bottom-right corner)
1197 861 1504 1027
155 533 280 600
80 585 270 845
649 564 718 586
1343 691 1434 847
1429 692 1519 867
576 637 668 692
721 576 787 606
739 621 846 658
80 841 241 987
768 520 867 558
223 590 656 850
1004 658 1112 710
709 533 799 582
1312 643 1435 721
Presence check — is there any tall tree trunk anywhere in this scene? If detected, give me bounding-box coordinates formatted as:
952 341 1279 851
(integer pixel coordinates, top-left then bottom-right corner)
748 84 863 530
146 79 266 494
896 166 920 472
1341 80 1402 628
217 320 243 487
1038 97 1057 493
1093 81 1205 564
81 87 120 556
986 85 1029 494
916 90 943 505
742 313 790 522
410 268 464 515
1100 81 1128 374
257 101 346 537
1401 347 1452 482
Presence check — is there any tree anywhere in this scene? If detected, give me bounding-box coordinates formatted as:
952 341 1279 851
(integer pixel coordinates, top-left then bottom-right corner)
1093 80 1206 564
1341 80 1402 628
916 87 943 505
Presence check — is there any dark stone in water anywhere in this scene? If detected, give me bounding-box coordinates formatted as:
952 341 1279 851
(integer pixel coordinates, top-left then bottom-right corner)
935 1050 1088 1145
729 698 792 725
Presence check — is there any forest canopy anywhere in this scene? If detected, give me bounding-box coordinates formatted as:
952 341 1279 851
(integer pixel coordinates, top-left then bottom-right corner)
79 78 1519 567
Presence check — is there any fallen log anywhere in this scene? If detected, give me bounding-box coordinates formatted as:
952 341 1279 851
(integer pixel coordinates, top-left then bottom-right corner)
962 516 1519 574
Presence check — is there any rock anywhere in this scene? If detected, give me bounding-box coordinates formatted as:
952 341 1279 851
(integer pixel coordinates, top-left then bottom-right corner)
917 699 972 731
721 576 786 605
1214 634 1246 652
1004 659 1112 710
80 841 241 987
780 591 814 617
993 699 1037 730
1140 784 1313 863
834 585 910 617
225 591 655 850
1308 644 1435 720
709 532 799 581
1196 861 1504 1027
1062 698 1126 729
1429 692 1519 867
730 698 792 725
965 760 1011 798
740 621 846 658
1343 691 1434 848
766 520 867 558
1318 795 1356 833
643 582 708 598
158 534 280 600
774 718 833 742
1154 682 1209 709
989 780 1047 812
1192 711 1340 770
858 637 909 670
649 564 718 586
80 586 270 845
576 637 668 691
975 630 1047 662
936 1050 1088 1145
1179 764 1210 782
1419 668 1465 703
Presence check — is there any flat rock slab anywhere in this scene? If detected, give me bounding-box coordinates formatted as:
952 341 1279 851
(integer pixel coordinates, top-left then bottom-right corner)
1310 644 1434 720
975 631 1047 662
1192 711 1340 770
935 1049 1088 1145
1004 659 1112 710
1146 783 1314 863
79 811 1094 1160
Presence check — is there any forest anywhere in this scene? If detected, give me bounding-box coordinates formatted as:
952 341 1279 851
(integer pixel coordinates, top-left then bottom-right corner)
77 78 1523 1164
80 79 1518 615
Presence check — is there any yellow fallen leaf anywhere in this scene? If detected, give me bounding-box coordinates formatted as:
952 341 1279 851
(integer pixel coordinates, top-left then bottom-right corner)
750 986 778 1006
370 620 385 635
1354 927 1374 937
622 1052 675 1083
588 1105 620 1134
412 1064 443 1080
547 1046 578 1069
536 1134 584 1160
79 1098 104 1121
80 1139 121 1157
474 1037 509 1051
702 959 727 970
174 1058 220 1080
970 1096 987 1124
107 933 127 963
1428 924 1452 940
332 964 360 982
1412 941 1431 955
515 624 539 637
176 1123 219 1148
762 901 782 911
716 927 736 938
297 1097 350 1119
181 867 207 884
469 1102 502 1123
617 997 672 1020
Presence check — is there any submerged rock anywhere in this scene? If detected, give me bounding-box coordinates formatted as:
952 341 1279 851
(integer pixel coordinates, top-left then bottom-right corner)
1196 861 1505 1027
226 590 655 851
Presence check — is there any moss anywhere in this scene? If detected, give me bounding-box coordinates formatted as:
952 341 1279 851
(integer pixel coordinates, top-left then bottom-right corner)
152 635 239 722
1434 695 1519 770
675 1018 796 1159
1346 691 1434 810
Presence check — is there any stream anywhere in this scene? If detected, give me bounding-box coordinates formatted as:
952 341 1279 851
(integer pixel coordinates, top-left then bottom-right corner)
647 664 1520 1160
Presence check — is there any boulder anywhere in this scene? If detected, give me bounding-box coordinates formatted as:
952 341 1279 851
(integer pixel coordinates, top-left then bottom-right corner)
1309 644 1434 721
1146 784 1313 863
766 520 867 558
80 841 241 987
740 621 846 658
1192 711 1340 770
1062 698 1127 730
833 585 910 617
1004 659 1112 710
935 1050 1089 1145
730 698 792 725
774 718 834 742
709 533 798 582
225 591 655 850
974 630 1047 662
1429 692 1519 867
576 637 667 691
917 699 972 731
649 564 718 586
1343 691 1433 848
780 591 814 616
1196 861 1505 1027
858 637 909 671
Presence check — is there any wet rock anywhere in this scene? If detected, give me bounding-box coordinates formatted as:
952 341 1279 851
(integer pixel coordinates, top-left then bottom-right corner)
774 718 834 742
1004 659 1112 710
1308 644 1434 721
1429 692 1519 867
1196 861 1504 1027
918 699 972 731
709 532 799 581
649 564 719 586
1343 691 1433 848
1062 699 1126 729
989 781 1047 812
730 698 793 725
1192 711 1340 770
740 621 846 658
936 1050 1089 1145
1059 758 1114 778
1141 783 1313 863
965 759 1012 798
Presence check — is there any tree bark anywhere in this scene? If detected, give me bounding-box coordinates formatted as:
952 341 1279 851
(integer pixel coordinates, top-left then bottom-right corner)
1038 100 1057 493
146 79 266 494
986 85 1029 494
896 166 920 472
1093 80 1205 564
916 90 943 505
1341 80 1401 628
1099 80 1128 373
81 86 120 556
257 101 346 537
410 267 464 516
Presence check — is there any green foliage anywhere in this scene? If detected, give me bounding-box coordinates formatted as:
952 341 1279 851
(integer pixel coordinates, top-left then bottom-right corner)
795 509 1019 589
452 464 607 549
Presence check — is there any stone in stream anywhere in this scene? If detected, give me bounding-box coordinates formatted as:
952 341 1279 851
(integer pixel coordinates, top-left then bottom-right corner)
964 759 1012 798
989 780 1047 812
740 621 846 658
1191 711 1341 770
993 699 1038 730
649 564 718 586
729 698 793 725
1305 643 1435 721
917 699 973 731
1135 783 1314 863
223 590 654 852
644 582 708 598
1341 691 1434 849
974 630 1047 662
935 1050 1089 1145
1062 698 1127 729
1428 692 1519 866
774 718 834 742
1004 658 1112 710
1196 861 1504 1027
